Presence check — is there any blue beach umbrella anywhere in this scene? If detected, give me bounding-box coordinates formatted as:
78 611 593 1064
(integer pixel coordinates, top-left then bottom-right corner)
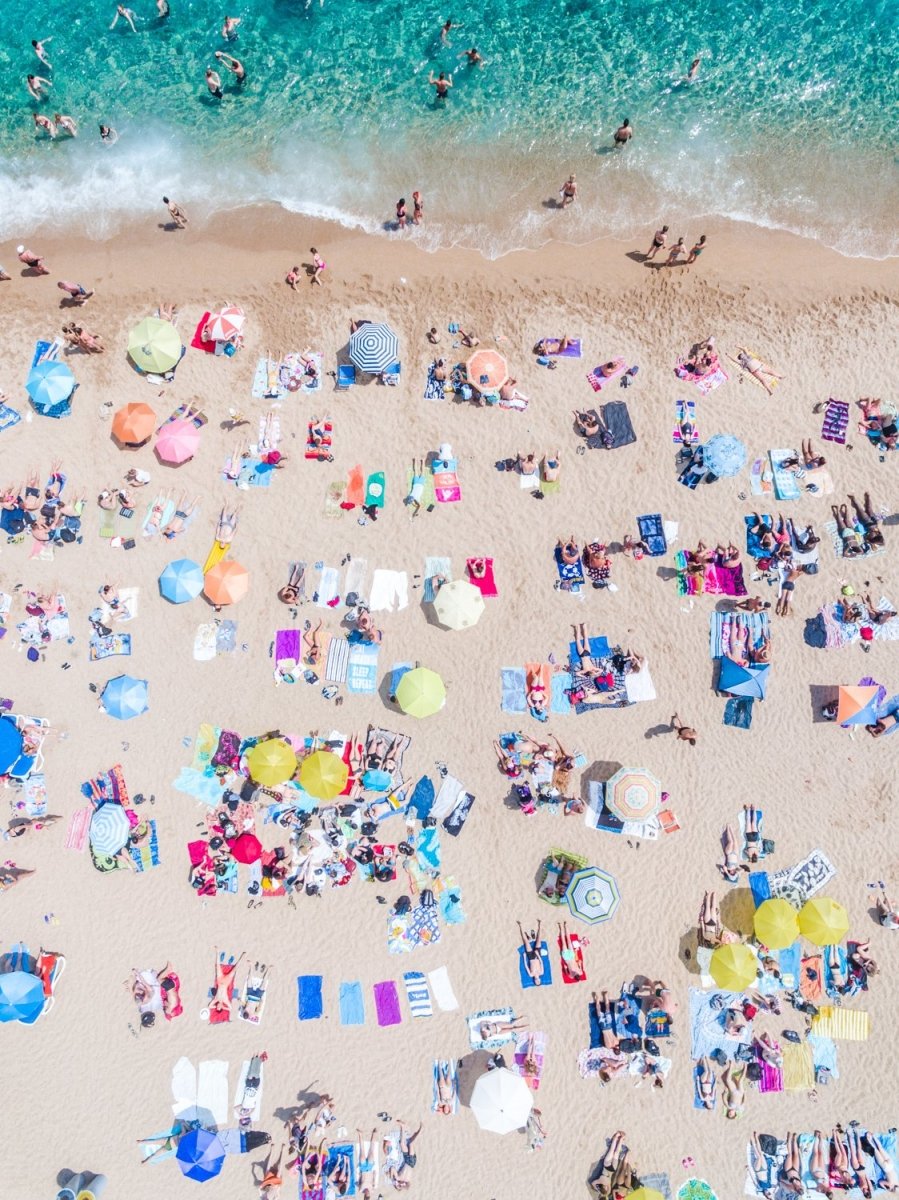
101 674 149 720
349 322 399 374
176 1128 226 1182
0 715 24 775
159 558 204 604
718 657 770 699
0 967 45 1024
703 433 747 478
26 361 76 417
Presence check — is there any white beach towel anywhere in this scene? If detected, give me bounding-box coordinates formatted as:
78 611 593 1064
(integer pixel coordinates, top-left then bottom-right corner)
427 965 459 1012
430 774 464 820
315 565 340 607
625 661 657 703
344 557 369 605
171 1056 198 1120
369 569 409 613
197 1059 230 1128
233 1057 263 1123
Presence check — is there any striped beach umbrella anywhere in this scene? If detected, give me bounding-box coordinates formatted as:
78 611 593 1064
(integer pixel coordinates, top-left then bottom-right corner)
605 767 661 822
89 803 131 856
349 322 399 374
565 866 620 924
205 305 245 343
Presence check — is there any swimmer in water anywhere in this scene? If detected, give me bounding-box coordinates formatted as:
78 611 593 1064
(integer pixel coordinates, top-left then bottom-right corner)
440 19 462 46
428 71 453 100
206 67 224 98
99 124 119 145
215 51 247 84
222 15 242 40
686 55 702 82
27 74 52 100
157 0 170 15
110 5 138 32
54 113 78 137
33 113 57 139
613 117 633 146
32 38 53 68
459 46 486 67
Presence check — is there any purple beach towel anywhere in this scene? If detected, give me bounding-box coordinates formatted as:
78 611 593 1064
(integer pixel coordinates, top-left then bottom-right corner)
276 628 301 663
542 337 581 358
373 981 402 1026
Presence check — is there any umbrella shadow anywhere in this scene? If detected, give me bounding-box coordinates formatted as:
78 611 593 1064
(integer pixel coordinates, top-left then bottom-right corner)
719 886 756 937
809 683 837 722
678 927 701 975
579 759 622 801
455 1050 494 1107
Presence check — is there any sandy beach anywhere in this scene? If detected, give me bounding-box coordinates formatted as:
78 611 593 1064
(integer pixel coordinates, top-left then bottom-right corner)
2 209 899 1200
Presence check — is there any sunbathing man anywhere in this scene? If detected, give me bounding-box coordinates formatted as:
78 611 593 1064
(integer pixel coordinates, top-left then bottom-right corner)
278 563 304 605
862 593 896 626
735 347 783 394
876 888 899 929
387 1121 422 1190
541 451 561 481
850 938 879 976
558 921 583 978
695 1057 716 1109
210 950 245 1017
518 452 538 476
499 378 529 403
404 458 426 514
161 493 200 540
742 804 763 862
240 964 270 1021
718 824 745 882
572 409 602 438
303 620 325 665
517 920 545 985
590 1130 627 1195
591 991 621 1051
356 607 382 644
216 505 240 545
849 491 886 543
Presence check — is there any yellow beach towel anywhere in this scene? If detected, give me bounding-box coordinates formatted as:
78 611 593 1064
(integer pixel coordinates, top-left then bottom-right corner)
782 1042 815 1091
203 539 228 575
810 1006 870 1041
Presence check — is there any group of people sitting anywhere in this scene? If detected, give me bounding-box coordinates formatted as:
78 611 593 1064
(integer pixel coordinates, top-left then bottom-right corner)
494 731 586 816
0 462 84 544
586 981 675 1089
556 535 613 588
831 493 886 556
588 1130 645 1197
858 396 898 450
127 962 182 1029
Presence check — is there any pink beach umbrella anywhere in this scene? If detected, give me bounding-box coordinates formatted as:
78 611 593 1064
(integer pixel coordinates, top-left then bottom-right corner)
156 419 201 465
206 305 245 343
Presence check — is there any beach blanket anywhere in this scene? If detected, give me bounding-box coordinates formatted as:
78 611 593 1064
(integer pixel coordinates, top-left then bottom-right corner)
428 965 458 1011
466 557 498 595
543 337 581 357
709 610 770 659
423 363 446 401
369 569 408 612
191 313 215 353
744 512 774 560
0 403 21 432
423 557 452 603
704 562 748 596
324 1145 356 1196
297 975 323 1020
749 458 774 497
64 806 91 852
305 419 333 461
518 941 552 988
690 988 753 1061
364 471 385 509
820 397 849 444
554 546 585 591
128 820 160 871
637 513 667 556
824 518 884 559
624 661 657 703
781 1041 815 1092
752 848 836 909
373 981 402 1026
810 1006 870 1040
600 400 636 448
513 1030 546 1090
768 449 802 501
558 932 586 983
675 549 703 596
467 1007 516 1050
403 971 433 1018
586 358 626 391
675 360 728 393
89 632 132 660
339 981 365 1026
673 399 699 443
433 462 461 503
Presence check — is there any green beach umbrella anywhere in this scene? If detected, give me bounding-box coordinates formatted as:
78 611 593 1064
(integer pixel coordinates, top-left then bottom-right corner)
128 317 183 373
395 667 446 718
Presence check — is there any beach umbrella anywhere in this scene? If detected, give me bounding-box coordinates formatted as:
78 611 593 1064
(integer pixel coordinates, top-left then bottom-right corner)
718 657 770 699
836 684 880 726
754 898 800 950
299 749 349 800
176 1128 225 1182
89 802 131 856
565 866 620 925
709 943 757 991
112 401 156 445
127 316 183 373
156 418 201 465
466 348 508 393
229 832 262 864
703 433 747 478
205 305 245 343
101 674 149 720
159 558 204 604
26 360 76 417
469 1068 532 1134
0 970 45 1024
0 715 24 775
395 667 446 719
203 560 249 606
246 738 296 786
349 322 399 374
433 579 485 630
605 767 661 822
799 897 849 946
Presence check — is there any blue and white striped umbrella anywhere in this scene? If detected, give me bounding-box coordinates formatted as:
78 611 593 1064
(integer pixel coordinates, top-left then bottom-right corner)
565 866 620 924
89 802 131 856
349 322 399 374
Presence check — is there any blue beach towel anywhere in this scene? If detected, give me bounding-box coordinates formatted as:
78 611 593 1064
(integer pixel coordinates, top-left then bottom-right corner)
324 1145 356 1196
390 661 413 696
745 513 773 560
297 974 323 1020
568 635 609 664
723 696 754 728
551 671 573 712
807 1034 839 1079
346 641 379 693
637 513 667 556
555 547 585 589
518 941 553 988
693 1061 717 1110
407 775 435 820
500 668 527 713
0 403 21 432
339 981 365 1026
416 825 441 872
769 449 802 501
748 871 772 906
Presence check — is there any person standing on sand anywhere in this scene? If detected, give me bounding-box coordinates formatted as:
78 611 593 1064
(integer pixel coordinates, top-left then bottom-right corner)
206 67 224 98
614 117 633 146
27 74 52 100
32 113 57 138
686 234 706 263
215 51 247 85
665 237 685 266
163 197 189 228
428 71 452 101
18 245 49 274
57 280 94 304
645 224 667 259
32 38 53 68
559 174 577 207
671 713 697 745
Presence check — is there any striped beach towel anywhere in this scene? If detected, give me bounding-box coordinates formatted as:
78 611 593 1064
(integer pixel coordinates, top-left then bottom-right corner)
675 549 703 596
782 1041 815 1090
403 971 433 1018
64 806 91 851
325 637 349 683
811 1006 870 1040
820 398 849 444
129 819 160 871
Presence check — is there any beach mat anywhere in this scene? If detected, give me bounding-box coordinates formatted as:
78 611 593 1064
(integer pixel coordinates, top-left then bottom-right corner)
339 981 365 1026
810 1006 870 1040
373 980 402 1026
821 398 849 444
769 449 802 501
518 942 552 988
637 513 667 556
297 974 323 1020
600 400 636 448
586 358 626 391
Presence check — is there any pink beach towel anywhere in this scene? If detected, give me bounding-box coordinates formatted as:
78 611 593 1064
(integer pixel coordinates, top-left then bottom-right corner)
675 361 729 394
758 1059 784 1093
434 471 461 503
64 806 91 851
373 981 402 1026
586 358 627 391
466 557 498 596
703 563 748 596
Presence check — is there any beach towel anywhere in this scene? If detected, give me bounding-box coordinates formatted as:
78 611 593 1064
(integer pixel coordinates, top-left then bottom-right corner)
403 971 433 1017
820 398 849 444
305 419 333 461
749 458 774 497
0 403 21 432
314 565 340 608
428 965 458 1011
513 1030 546 1091
518 941 552 988
558 932 586 983
543 337 581 357
373 980 402 1026
196 1060 229 1127
554 547 585 590
600 400 636 448
625 661 657 703
824 518 884 559
675 549 703 596
723 696 754 728
810 1005 869 1040
587 358 627 391
369 569 408 612
297 975 323 1020
432 1060 458 1114
191 313 215 352
757 1051 784 1093
64 806 91 852
467 1007 515 1050
128 820 160 871
433 463 461 503
568 634 610 666
343 640 378 694
364 471 385 509
89 632 132 660
768 450 802 501
800 954 824 1004
673 398 699 443
466 557 498 595
675 360 728 393
693 1061 717 1111
807 1033 839 1080
637 513 667 556
703 562 747 596
339 981 365 1026
423 557 452 603
323 1145 356 1196
729 347 779 391
689 988 752 1060
744 513 773 560
781 1041 815 1091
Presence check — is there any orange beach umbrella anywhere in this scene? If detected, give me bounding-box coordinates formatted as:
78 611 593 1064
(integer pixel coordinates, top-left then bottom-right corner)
466 348 508 393
112 402 156 446
203 560 249 606
836 685 880 726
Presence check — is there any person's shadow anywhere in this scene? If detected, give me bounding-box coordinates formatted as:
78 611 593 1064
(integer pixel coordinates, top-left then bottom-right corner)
644 722 672 739
625 250 647 263
541 197 562 210
157 221 181 232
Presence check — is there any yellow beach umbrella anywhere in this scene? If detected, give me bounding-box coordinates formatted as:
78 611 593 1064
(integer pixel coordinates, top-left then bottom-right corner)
433 579 485 630
753 898 799 950
395 667 446 719
799 897 849 946
246 738 296 786
709 942 757 991
127 316 183 373
299 749 349 800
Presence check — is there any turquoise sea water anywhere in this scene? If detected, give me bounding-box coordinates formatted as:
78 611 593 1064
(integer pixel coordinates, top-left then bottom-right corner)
1 0 897 256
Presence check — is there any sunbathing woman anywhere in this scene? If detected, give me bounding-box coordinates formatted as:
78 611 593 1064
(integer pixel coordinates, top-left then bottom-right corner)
592 991 621 1051
721 1061 746 1120
589 1130 627 1195
583 543 611 585
749 1131 775 1197
517 921 545 985
848 491 885 540
807 1130 833 1196
557 535 580 565
302 1142 326 1193
695 1057 716 1109
302 619 324 665
832 504 865 556
778 1132 804 1194
735 347 783 395
826 942 849 993
278 563 304 605
433 1064 456 1116
846 1125 874 1198
327 1149 351 1196
849 938 879 976
161 493 199 540
216 505 240 545
525 666 548 719
573 409 601 438
479 1014 528 1041
753 1030 783 1068
534 336 570 355
138 1121 189 1164
718 824 744 882
869 1132 899 1193
876 888 899 929
699 891 723 946
558 921 584 978
830 1126 854 1190
786 517 820 553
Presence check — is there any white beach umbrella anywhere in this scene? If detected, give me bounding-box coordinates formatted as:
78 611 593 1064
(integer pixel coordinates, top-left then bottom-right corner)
469 1068 532 1135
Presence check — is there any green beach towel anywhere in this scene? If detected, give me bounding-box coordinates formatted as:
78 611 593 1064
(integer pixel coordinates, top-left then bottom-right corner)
365 471 386 509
